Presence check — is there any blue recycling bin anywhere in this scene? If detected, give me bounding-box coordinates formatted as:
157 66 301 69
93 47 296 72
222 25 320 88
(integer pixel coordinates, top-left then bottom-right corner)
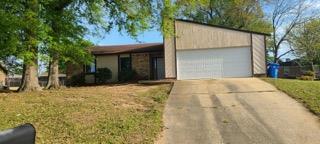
268 63 280 78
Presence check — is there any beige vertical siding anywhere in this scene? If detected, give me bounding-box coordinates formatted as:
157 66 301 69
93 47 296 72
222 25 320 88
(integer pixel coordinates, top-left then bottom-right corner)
175 21 251 50
96 55 118 82
163 20 267 78
164 37 176 78
252 34 266 74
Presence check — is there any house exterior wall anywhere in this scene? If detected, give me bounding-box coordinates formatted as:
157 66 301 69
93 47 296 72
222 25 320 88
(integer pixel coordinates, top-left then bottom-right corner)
175 21 251 50
96 55 118 82
164 20 267 78
252 34 266 75
132 53 150 79
0 70 6 86
66 62 83 85
164 37 176 78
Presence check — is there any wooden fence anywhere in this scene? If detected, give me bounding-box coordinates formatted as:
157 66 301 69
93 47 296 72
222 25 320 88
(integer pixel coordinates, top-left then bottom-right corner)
278 65 320 79
6 77 66 87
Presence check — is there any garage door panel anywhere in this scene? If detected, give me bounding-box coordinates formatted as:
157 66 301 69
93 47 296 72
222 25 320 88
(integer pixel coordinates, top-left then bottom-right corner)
177 47 252 80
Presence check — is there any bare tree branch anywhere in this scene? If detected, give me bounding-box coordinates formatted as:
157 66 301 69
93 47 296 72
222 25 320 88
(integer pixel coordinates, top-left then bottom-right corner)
268 0 320 63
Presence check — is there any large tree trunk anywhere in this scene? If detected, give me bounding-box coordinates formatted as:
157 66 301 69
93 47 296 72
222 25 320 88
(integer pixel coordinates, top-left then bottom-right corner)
273 47 279 63
18 59 41 92
46 55 60 89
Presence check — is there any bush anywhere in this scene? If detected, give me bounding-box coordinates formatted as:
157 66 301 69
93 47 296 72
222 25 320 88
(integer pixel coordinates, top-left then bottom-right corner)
304 70 315 77
297 70 315 81
118 69 137 82
69 73 86 86
95 68 112 84
298 75 314 81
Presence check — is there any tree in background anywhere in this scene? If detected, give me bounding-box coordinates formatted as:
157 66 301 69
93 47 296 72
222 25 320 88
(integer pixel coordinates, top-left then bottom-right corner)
0 0 154 91
266 0 320 63
0 1 21 61
176 0 271 33
290 19 320 71
43 0 153 89
157 0 177 37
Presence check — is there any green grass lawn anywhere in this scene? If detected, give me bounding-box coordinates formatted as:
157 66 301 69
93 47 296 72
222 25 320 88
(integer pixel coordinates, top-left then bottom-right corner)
0 84 171 143
262 78 320 116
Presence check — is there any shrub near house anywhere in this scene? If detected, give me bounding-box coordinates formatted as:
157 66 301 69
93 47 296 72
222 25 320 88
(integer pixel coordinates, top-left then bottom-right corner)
95 68 112 84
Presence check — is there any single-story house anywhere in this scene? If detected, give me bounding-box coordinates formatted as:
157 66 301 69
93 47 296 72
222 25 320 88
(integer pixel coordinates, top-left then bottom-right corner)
0 64 7 86
67 43 165 84
67 19 269 83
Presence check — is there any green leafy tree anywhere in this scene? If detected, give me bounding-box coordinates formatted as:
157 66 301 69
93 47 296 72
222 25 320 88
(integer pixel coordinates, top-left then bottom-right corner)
42 0 95 89
0 0 154 91
290 19 320 71
0 1 21 60
177 0 271 33
17 0 48 91
43 0 154 89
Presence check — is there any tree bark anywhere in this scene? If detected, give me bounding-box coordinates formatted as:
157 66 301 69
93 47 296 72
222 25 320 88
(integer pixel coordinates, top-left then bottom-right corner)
46 55 60 89
273 49 278 63
18 59 41 92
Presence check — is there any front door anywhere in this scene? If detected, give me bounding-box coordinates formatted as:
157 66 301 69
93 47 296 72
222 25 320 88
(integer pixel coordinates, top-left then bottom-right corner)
152 57 165 80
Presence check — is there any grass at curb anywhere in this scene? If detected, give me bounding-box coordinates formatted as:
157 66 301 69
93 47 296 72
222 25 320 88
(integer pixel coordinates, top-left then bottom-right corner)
0 84 171 143
261 78 320 116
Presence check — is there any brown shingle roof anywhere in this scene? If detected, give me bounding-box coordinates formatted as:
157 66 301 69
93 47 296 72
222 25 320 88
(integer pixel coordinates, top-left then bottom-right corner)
90 43 163 55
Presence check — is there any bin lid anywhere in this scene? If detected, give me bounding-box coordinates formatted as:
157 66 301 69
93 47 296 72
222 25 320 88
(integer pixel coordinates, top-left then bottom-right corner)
269 63 279 66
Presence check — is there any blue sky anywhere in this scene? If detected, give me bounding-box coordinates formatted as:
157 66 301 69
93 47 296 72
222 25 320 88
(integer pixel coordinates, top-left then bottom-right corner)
86 28 162 45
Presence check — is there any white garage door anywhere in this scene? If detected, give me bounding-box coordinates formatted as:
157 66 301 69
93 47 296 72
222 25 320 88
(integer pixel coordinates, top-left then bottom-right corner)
176 47 252 80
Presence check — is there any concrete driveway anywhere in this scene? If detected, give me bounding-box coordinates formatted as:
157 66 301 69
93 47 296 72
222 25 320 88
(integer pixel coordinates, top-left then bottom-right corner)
160 78 320 144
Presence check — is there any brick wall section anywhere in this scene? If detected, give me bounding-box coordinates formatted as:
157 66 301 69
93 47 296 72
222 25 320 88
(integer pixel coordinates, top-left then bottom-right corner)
132 53 150 79
66 63 83 80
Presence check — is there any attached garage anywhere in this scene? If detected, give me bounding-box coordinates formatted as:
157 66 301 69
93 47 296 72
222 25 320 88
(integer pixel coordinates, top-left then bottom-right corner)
164 20 269 80
177 47 252 80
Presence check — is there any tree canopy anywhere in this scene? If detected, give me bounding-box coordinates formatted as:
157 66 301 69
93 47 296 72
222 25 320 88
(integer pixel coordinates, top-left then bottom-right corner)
266 0 320 63
176 0 272 33
290 19 320 67
0 0 155 91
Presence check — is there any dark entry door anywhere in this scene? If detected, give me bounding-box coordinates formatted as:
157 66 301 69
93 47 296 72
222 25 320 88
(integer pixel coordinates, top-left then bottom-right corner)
152 57 165 80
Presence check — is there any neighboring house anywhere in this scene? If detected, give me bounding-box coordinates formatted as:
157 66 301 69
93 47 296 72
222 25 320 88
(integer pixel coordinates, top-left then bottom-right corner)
0 64 7 86
278 59 302 78
67 43 164 84
279 59 301 66
67 19 269 83
6 74 22 87
278 59 320 78
38 72 67 86
5 73 67 87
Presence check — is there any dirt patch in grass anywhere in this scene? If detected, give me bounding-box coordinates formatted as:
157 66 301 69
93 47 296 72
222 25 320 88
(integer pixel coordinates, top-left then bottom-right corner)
0 84 171 143
262 78 320 116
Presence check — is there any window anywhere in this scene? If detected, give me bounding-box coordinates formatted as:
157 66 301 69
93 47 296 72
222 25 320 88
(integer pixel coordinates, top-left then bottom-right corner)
85 62 96 73
120 57 131 72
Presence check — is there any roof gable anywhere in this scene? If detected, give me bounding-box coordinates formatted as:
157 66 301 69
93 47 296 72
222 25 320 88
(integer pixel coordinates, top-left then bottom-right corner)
176 19 270 36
